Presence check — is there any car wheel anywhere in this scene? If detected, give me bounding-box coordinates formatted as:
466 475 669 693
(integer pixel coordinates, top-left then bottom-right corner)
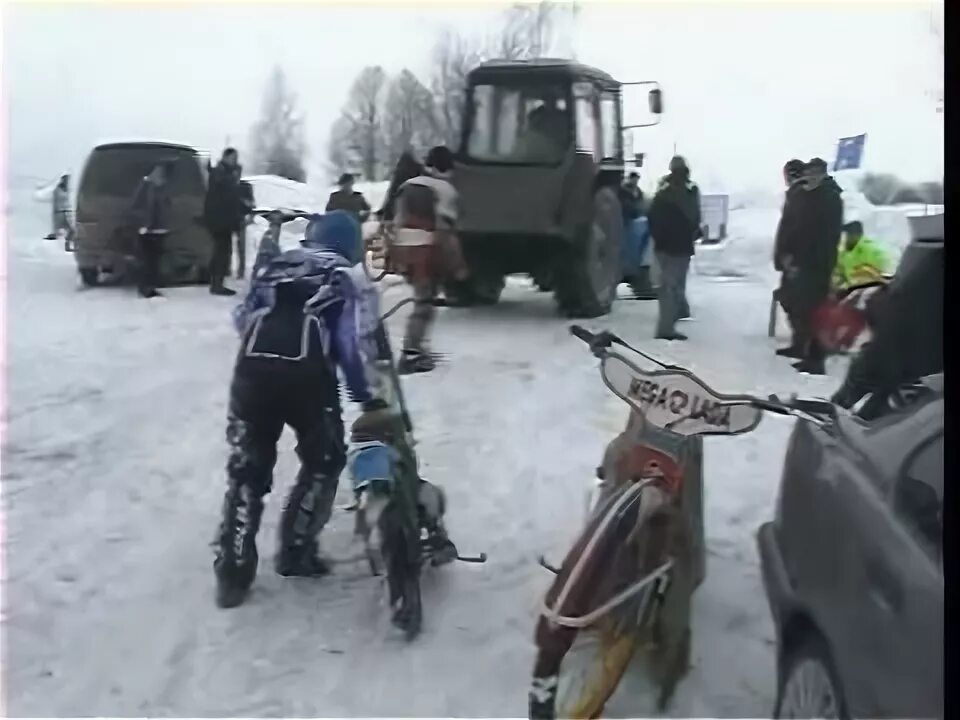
775 633 849 720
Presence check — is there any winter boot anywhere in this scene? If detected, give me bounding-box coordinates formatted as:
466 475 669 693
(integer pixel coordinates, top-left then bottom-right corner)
275 539 333 578
792 357 826 376
213 481 265 609
776 344 804 359
210 273 237 296
275 471 337 578
210 281 237 297
397 349 436 375
418 480 457 566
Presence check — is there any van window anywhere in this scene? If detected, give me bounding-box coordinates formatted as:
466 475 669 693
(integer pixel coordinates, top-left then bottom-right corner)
80 148 204 199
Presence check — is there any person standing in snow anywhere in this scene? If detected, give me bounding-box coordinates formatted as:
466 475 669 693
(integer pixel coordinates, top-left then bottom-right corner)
376 151 426 275
390 145 468 374
832 221 889 291
772 159 807 357
648 156 701 340
203 148 244 296
213 210 385 609
326 173 372 224
789 158 844 375
127 162 173 299
235 179 255 280
619 171 646 222
49 174 75 250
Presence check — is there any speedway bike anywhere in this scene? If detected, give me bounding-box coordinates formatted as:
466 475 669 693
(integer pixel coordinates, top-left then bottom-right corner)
529 325 834 719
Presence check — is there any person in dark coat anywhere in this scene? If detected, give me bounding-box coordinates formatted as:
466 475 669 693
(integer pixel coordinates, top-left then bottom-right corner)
790 158 843 374
772 159 808 357
326 173 371 223
203 148 244 296
648 156 701 340
236 179 255 279
128 162 173 299
831 233 943 419
378 152 423 223
619 171 646 223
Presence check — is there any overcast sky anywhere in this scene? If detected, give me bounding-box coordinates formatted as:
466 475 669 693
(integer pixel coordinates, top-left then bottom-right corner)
3 1 943 192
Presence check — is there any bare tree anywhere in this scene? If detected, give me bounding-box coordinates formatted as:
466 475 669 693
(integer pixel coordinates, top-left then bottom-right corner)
250 66 307 182
497 1 577 59
431 29 482 148
427 2 578 148
382 69 441 170
326 116 354 179
333 66 389 181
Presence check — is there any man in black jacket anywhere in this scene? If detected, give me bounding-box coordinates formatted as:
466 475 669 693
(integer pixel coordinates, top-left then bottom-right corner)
128 162 173 299
326 173 371 223
203 148 243 296
236 179 255 279
649 157 701 340
773 159 808 356
790 158 843 374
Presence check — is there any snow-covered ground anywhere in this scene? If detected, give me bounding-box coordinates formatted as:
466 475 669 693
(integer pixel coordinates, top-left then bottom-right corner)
0 193 902 716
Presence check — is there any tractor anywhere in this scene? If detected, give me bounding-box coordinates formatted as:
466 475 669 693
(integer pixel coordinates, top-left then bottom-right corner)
449 58 663 317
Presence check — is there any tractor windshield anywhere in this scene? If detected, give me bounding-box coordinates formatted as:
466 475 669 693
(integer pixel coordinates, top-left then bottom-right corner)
465 82 571 165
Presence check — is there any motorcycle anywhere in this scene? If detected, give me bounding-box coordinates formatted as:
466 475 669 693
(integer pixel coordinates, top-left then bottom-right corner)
529 325 833 720
252 207 486 640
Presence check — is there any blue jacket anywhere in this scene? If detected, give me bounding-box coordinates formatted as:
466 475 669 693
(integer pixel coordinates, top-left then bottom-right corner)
232 215 379 404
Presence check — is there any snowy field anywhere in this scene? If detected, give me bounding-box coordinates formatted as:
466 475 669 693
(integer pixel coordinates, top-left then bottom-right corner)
1 194 901 717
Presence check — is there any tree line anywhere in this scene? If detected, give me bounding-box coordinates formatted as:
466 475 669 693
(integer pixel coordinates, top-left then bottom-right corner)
326 1 576 182
240 2 573 185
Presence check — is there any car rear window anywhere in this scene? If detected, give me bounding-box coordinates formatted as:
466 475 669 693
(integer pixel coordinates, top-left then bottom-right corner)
79 147 204 199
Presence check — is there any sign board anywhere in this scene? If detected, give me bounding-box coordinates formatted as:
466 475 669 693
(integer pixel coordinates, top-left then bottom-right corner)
834 134 867 171
600 354 762 437
699 194 729 244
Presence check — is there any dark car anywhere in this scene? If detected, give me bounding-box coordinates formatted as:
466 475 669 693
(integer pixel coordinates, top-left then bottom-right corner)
73 141 212 287
757 375 943 719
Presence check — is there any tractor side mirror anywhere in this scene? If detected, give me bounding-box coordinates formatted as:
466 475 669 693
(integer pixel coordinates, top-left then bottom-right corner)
648 88 663 115
634 153 645 168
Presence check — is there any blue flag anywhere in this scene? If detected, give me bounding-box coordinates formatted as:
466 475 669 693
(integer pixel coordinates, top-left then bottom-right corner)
834 134 866 171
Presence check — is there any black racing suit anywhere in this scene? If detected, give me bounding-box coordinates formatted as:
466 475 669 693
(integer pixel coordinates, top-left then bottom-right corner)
214 245 379 592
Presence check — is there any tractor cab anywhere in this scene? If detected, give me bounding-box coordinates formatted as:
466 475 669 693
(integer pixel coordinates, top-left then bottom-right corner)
452 59 662 315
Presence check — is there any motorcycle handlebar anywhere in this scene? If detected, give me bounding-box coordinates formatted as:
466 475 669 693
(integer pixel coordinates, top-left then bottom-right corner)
252 208 315 224
570 325 834 423
569 325 596 345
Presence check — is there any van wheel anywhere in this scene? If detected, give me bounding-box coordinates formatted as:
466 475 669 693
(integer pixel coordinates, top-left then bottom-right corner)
532 269 554 292
78 268 99 287
554 187 623 318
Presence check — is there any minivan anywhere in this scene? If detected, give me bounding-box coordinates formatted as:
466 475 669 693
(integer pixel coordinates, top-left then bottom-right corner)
73 141 212 286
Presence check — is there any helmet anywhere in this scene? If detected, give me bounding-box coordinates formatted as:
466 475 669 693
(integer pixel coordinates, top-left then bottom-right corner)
303 210 363 264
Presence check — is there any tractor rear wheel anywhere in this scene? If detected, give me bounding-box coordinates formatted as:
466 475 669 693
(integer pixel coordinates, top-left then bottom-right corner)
554 187 623 318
